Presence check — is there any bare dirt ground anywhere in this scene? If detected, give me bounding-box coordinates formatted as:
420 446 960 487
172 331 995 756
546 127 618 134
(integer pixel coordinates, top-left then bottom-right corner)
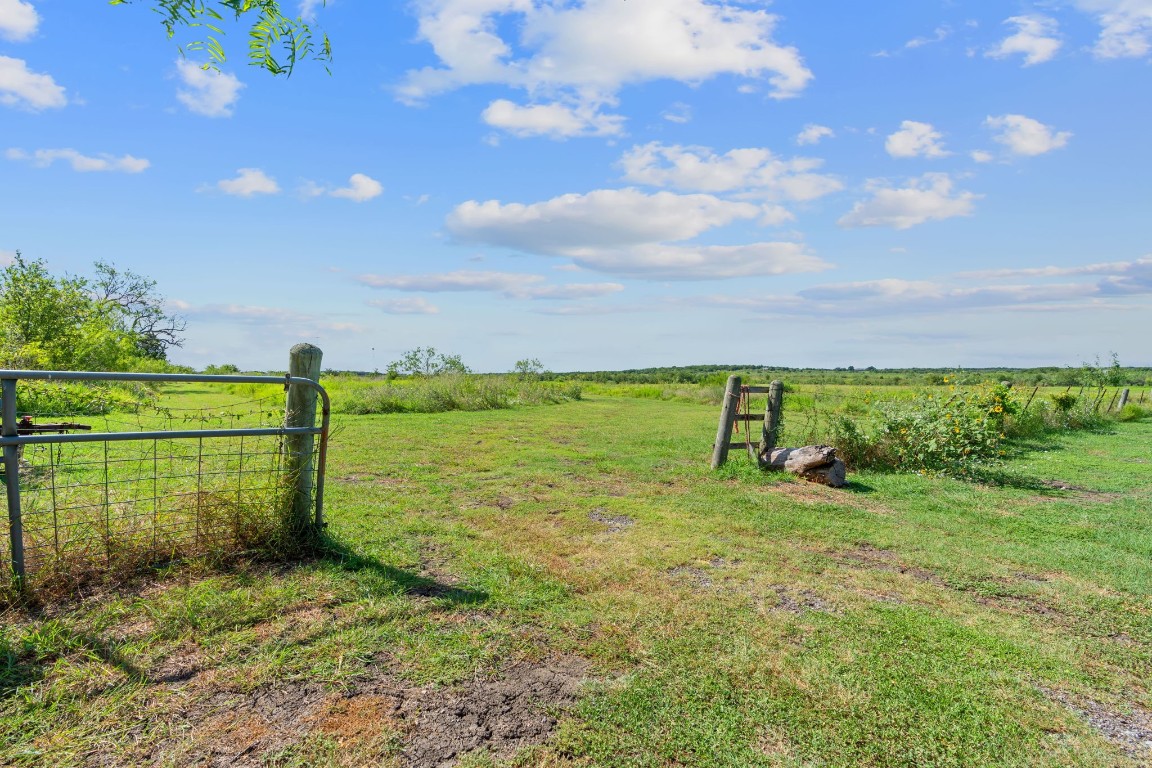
142 655 590 768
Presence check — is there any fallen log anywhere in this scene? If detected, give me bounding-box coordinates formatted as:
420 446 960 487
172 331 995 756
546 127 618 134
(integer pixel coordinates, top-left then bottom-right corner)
760 444 847 487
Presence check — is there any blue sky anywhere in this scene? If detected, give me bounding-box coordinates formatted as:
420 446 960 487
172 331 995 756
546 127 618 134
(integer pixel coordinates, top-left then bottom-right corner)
1 0 1150 372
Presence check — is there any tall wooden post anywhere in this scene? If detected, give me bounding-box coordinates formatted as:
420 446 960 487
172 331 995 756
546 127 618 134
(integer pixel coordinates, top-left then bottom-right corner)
2 378 25 586
1117 388 1130 411
761 380 784 455
284 344 323 541
711 375 741 469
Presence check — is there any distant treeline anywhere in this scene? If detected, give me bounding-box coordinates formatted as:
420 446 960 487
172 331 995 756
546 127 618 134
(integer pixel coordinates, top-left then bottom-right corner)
535 364 1152 387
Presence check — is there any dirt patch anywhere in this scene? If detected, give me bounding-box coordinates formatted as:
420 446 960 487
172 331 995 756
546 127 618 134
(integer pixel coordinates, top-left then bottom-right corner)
1031 480 1124 504
145 656 590 768
588 509 634 533
831 544 947 587
769 586 832 614
1042 687 1152 761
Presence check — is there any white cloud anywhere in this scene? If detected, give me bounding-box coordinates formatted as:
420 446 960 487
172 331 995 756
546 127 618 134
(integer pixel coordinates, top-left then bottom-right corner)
970 150 994 163
619 142 842 200
482 98 624 138
838 173 979 230
216 168 280 197
449 188 761 252
905 25 952 49
0 249 16 266
358 270 625 300
330 173 384 202
569 241 829 280
171 300 366 334
885 120 949 159
0 55 66 110
987 15 1062 65
6 147 149 173
446 188 829 279
0 0 38 41
298 0 326 21
175 60 244 117
662 102 692 124
985 114 1071 156
368 297 441 314
399 0 812 135
1074 0 1152 58
796 124 834 146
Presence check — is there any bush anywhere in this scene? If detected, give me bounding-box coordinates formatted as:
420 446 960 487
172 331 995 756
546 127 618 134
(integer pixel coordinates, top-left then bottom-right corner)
831 382 1015 476
334 374 581 415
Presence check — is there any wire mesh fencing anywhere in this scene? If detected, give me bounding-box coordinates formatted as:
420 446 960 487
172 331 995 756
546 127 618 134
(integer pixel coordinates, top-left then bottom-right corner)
2 371 328 595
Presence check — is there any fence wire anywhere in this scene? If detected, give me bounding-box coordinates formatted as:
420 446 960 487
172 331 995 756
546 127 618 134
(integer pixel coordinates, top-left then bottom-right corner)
737 384 1145 450
3 380 325 593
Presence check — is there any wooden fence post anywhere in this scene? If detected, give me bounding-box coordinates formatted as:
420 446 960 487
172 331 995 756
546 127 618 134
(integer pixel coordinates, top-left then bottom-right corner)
761 380 784 455
711 375 741 469
1116 388 1130 411
2 378 25 587
284 343 323 541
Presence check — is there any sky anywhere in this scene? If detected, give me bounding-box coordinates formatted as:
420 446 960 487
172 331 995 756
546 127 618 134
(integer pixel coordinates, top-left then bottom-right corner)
1 0 1150 373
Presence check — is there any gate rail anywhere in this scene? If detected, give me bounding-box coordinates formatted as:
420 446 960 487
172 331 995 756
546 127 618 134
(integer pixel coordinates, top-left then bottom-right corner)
1 369 330 587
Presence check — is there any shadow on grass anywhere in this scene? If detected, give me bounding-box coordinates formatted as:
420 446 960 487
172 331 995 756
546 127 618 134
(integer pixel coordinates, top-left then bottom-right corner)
318 535 489 606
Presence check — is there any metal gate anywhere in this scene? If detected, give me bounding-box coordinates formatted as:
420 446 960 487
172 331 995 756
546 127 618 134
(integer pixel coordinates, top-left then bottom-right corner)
1 369 329 591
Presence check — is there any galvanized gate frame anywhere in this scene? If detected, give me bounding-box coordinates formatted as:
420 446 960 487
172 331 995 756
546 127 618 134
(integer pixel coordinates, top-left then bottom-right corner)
1 369 330 585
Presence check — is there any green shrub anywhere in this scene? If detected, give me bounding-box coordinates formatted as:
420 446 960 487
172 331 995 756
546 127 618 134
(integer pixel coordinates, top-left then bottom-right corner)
1116 403 1148 422
333 374 580 415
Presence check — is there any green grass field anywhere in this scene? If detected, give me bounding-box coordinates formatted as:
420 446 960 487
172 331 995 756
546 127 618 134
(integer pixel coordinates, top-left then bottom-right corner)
2 385 1150 767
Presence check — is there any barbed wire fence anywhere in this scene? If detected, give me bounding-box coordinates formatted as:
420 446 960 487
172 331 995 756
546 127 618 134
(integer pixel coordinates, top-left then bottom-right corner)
715 379 1147 469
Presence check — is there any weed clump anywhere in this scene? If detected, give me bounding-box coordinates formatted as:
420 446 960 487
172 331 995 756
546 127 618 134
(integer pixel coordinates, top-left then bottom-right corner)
333 374 581 415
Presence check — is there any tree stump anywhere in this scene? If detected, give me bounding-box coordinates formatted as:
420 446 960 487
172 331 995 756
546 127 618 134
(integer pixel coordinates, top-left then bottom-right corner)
760 445 847 487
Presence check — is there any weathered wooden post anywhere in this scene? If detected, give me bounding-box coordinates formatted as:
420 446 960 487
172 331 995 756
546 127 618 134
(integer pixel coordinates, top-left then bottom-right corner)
1116 388 1130 411
2 378 25 586
711 375 741 469
284 344 323 542
760 380 784 455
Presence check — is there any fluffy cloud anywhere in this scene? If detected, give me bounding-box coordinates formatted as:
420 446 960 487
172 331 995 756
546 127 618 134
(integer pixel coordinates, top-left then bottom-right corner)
1074 0 1152 58
171 300 365 334
985 114 1071 156
567 242 828 280
449 188 762 252
905 25 952 49
358 270 624 300
838 173 979 230
0 0 38 41
619 143 842 201
175 60 244 117
796 124 834 146
885 121 949 159
0 55 65 110
216 168 280 197
694 257 1152 319
987 15 1062 65
446 188 829 279
0 249 16 266
399 0 811 135
481 99 625 139
367 297 441 314
298 0 326 21
330 173 383 202
6 147 149 173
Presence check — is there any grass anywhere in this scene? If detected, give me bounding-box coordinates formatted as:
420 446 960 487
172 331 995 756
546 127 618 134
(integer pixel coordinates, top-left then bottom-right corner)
1 385 1150 766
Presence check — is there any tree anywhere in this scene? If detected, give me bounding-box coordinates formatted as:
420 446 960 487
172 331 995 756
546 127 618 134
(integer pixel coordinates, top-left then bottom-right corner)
111 0 331 76
0 253 180 371
391 347 471 377
512 358 546 379
91 261 187 360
